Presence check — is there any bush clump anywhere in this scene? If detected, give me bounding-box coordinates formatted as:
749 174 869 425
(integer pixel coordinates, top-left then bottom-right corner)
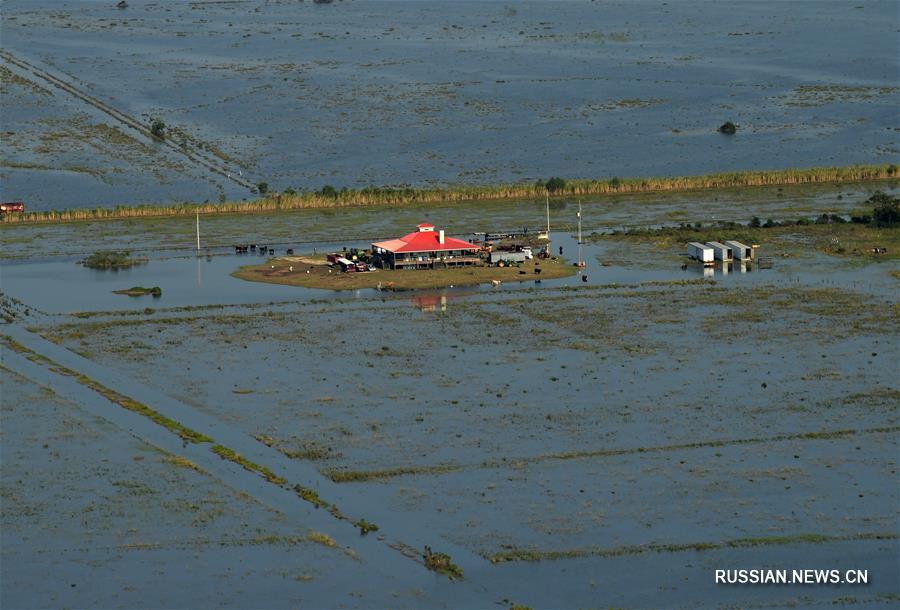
718 121 737 134
544 176 567 193
869 191 900 226
150 119 166 139
81 250 143 270
423 546 463 579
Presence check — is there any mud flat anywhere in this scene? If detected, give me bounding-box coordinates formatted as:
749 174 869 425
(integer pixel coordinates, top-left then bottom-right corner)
233 256 574 291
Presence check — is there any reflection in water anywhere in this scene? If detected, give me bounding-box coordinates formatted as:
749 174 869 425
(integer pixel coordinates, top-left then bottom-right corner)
685 260 759 277
411 294 448 312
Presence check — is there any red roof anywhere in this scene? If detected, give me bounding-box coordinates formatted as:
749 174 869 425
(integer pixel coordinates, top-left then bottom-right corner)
372 224 479 254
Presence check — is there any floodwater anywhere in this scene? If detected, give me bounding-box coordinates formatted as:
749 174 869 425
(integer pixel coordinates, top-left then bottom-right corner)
2 187 898 608
1 0 898 208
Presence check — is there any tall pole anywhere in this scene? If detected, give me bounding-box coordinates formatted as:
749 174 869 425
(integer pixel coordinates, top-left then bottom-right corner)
577 201 583 267
545 192 550 236
196 211 200 251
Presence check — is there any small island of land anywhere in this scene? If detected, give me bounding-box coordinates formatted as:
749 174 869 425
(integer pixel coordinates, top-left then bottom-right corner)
112 286 162 297
233 255 576 291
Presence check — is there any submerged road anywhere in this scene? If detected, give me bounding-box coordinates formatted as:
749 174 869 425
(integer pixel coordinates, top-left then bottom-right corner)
0 322 502 606
0 49 255 192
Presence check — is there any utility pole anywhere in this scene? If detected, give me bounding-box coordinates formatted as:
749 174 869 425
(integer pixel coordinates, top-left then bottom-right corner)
577 201 584 267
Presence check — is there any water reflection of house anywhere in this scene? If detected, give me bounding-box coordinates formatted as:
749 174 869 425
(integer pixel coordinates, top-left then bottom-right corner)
411 294 448 312
372 223 481 270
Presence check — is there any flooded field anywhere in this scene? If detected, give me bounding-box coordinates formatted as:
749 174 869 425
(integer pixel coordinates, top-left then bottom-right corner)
2 184 898 608
2 0 899 209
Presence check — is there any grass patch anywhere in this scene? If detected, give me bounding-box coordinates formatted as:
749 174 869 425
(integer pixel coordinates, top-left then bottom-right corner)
423 546 464 580
112 286 161 297
353 519 380 535
211 445 287 485
324 463 464 483
163 454 204 473
81 250 145 269
308 531 337 548
4 164 895 224
2 335 213 443
323 426 900 482
489 532 898 563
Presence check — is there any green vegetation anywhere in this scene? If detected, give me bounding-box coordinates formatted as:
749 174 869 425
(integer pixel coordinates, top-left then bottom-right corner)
81 250 144 270
870 191 900 225
601 210 900 260
324 463 463 483
3 164 895 223
353 519 379 535
1 335 212 443
112 286 161 297
489 532 898 563
150 118 166 139
211 445 287 485
543 176 566 192
423 546 464 580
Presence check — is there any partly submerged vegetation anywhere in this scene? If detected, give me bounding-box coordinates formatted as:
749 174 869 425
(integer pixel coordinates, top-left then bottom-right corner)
81 250 145 270
112 286 162 297
3 164 896 224
597 191 900 259
423 546 464 580
489 532 898 563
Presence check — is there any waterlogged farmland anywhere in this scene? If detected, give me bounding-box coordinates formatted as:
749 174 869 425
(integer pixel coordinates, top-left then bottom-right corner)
2 185 898 607
1 1 898 208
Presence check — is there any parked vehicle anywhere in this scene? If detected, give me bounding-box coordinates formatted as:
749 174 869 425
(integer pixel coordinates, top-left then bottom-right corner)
0 201 25 213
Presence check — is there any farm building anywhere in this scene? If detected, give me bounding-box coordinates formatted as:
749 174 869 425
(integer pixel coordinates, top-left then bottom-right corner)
372 223 481 269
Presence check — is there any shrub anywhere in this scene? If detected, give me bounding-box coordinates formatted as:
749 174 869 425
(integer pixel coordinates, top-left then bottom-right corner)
718 121 737 134
319 185 338 198
749 216 761 228
82 250 142 270
256 182 269 195
150 119 165 139
544 177 566 192
869 191 900 226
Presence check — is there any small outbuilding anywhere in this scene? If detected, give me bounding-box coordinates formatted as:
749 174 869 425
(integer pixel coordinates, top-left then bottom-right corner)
372 223 481 270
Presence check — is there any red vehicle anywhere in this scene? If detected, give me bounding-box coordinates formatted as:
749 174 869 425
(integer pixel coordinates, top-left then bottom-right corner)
0 201 25 213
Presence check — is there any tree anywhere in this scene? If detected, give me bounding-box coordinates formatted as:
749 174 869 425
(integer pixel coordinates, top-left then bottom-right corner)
544 177 566 193
150 119 166 139
256 182 269 195
749 216 761 228
869 191 900 226
319 185 337 198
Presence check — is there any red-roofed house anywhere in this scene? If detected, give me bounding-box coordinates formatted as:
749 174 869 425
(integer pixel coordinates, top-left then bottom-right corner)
372 223 481 269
